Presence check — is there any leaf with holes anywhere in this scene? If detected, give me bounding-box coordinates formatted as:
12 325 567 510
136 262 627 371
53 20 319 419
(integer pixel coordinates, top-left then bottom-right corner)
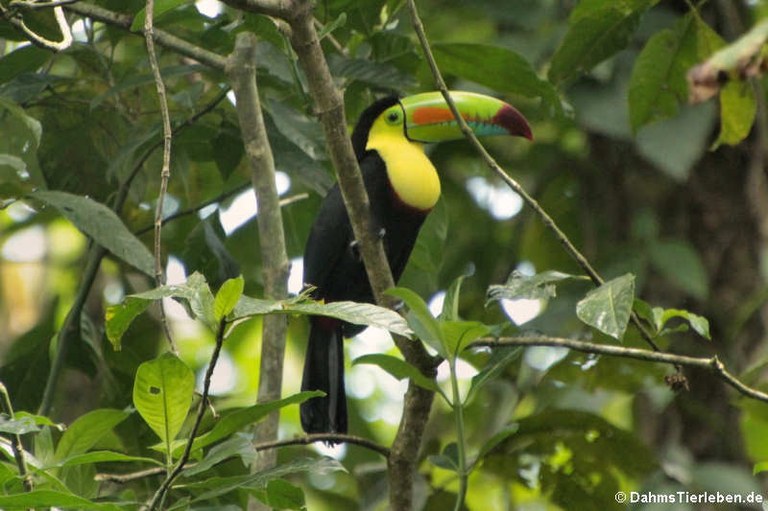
133 353 195 450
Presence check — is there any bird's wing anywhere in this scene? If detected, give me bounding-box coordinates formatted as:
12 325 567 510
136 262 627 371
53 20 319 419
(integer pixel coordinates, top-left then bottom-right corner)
302 182 352 294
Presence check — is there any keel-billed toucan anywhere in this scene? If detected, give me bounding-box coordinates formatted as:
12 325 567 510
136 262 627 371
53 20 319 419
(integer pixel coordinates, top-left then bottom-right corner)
301 91 532 435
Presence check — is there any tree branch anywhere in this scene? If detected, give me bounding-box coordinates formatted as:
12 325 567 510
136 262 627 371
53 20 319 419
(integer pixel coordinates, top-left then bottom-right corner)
225 32 290 506
471 336 768 403
0 1 72 51
253 433 390 458
144 0 177 353
218 0 294 19
286 5 439 510
64 2 227 70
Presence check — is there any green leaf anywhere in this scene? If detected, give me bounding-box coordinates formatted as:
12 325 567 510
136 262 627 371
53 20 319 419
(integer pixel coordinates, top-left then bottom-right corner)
0 44 50 84
171 391 321 456
432 43 562 114
328 54 417 90
0 416 40 435
54 409 130 462
648 240 708 300
133 353 195 447
714 80 757 148
29 190 154 276
387 287 445 356
182 433 255 477
428 443 460 472
487 270 579 303
466 348 522 404
182 457 345 503
550 0 658 84
106 272 218 348
634 102 716 181
0 490 122 510
14 411 65 431
214 275 244 321
652 307 711 340
131 0 188 31
441 320 490 359
261 479 305 510
629 15 698 130
105 296 154 350
441 272 470 321
576 274 635 341
318 12 346 40
353 354 440 393
53 451 164 469
232 295 413 338
754 461 768 475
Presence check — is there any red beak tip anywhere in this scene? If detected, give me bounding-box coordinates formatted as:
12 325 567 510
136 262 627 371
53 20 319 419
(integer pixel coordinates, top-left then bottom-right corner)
495 104 533 141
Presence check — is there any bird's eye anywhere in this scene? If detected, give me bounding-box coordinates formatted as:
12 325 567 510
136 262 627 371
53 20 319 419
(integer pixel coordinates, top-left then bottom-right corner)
386 110 401 124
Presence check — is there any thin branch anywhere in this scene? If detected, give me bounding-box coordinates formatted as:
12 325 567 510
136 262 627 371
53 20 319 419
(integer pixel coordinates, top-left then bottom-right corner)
96 432 389 485
147 318 227 510
471 336 768 403
64 2 227 70
218 0 295 20
96 465 168 484
405 0 664 358
144 0 177 352
0 2 72 51
253 433 391 458
225 32 290 499
0 383 33 492
8 0 78 9
134 183 250 236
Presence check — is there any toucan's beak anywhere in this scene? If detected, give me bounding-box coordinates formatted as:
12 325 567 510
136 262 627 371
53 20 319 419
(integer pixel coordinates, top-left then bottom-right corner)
401 91 533 143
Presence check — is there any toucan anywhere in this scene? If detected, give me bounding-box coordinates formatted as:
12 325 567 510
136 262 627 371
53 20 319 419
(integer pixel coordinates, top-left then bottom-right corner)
300 91 532 435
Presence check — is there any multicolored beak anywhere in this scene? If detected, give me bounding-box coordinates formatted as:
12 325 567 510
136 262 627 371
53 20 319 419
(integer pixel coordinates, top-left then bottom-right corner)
401 91 533 143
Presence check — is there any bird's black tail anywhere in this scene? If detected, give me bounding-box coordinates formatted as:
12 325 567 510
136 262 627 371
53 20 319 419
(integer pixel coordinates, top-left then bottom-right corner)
300 317 347 435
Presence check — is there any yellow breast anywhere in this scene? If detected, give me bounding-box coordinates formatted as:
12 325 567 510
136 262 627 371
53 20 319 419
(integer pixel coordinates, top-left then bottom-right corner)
367 135 441 211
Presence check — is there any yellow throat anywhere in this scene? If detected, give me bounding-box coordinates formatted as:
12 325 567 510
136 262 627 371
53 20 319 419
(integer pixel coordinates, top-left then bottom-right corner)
366 120 441 211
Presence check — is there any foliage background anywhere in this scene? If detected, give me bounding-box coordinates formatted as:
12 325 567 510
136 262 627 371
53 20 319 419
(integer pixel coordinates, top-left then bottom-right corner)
1 0 768 509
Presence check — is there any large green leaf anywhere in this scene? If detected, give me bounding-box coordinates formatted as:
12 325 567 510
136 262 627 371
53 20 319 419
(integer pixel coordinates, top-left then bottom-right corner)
232 295 413 338
432 43 562 114
550 0 658 84
628 15 700 130
53 409 131 462
29 190 154 276
575 274 635 341
0 44 50 84
133 353 195 448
